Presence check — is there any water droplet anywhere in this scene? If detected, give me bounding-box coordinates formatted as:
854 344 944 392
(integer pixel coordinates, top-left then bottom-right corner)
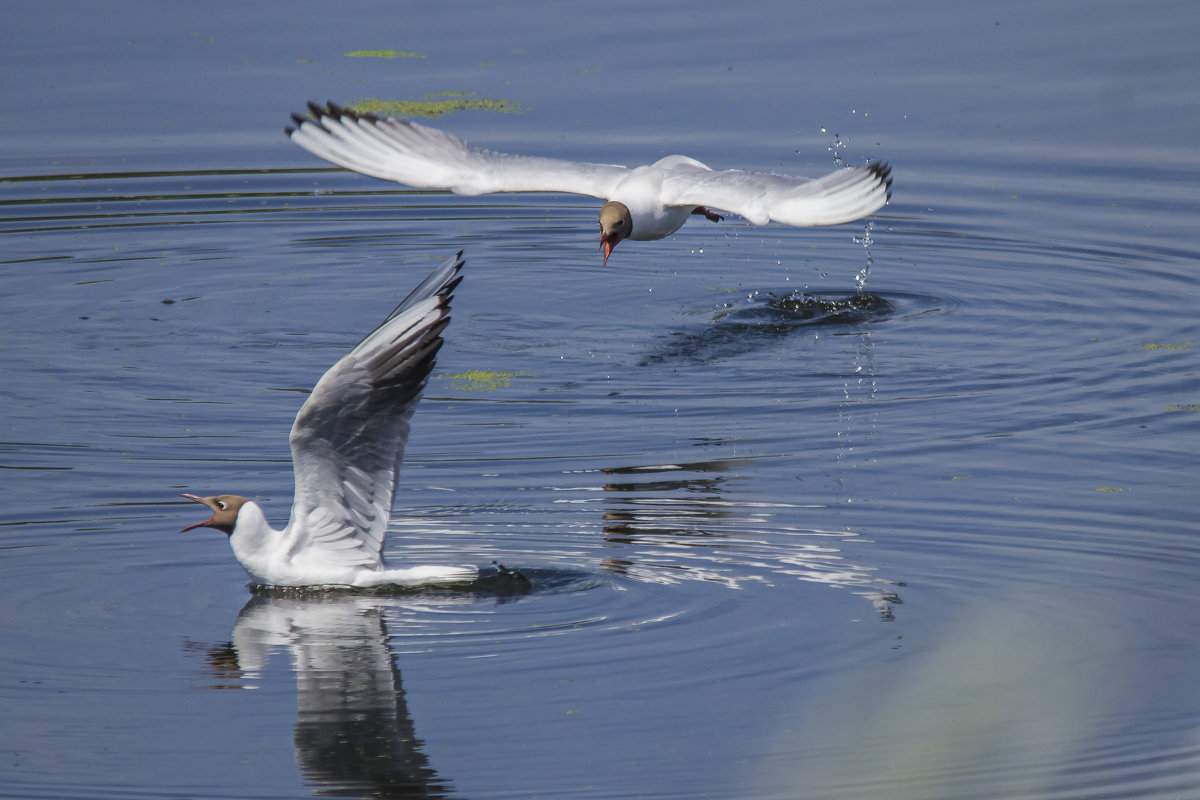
853 220 876 294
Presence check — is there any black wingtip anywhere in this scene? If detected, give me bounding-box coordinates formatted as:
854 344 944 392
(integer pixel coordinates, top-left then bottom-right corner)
326 99 354 119
866 161 894 202
437 251 467 299
291 99 395 133
287 107 322 137
867 160 893 186
440 274 465 301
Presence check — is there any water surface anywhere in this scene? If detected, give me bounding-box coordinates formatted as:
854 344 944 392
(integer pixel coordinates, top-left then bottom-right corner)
3 1 1199 798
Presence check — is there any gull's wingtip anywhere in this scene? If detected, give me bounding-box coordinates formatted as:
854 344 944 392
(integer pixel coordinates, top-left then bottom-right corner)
867 160 894 202
286 104 324 138
381 250 467 325
437 251 467 302
288 100 395 138
324 99 363 121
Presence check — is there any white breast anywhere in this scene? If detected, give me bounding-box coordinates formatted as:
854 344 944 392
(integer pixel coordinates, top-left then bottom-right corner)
611 157 713 241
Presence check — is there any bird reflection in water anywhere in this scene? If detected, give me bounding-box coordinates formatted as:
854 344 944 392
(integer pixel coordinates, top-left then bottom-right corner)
597 456 902 618
616 277 903 616
196 594 456 799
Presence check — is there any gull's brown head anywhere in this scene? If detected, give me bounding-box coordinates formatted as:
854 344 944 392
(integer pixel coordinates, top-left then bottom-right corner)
180 494 250 536
598 201 632 266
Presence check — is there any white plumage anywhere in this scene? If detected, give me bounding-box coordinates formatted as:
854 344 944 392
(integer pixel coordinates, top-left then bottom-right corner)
181 252 476 588
287 102 892 264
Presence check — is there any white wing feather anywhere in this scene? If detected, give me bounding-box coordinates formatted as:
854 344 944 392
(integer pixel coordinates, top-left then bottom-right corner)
288 102 892 230
659 161 893 226
288 101 630 199
285 252 464 568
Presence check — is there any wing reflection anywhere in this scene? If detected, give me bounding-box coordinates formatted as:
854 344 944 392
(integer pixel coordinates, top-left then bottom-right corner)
212 595 455 799
600 458 744 543
615 287 903 616
597 456 902 618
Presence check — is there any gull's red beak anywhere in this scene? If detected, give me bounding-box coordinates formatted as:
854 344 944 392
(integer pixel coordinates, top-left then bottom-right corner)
180 493 217 533
600 234 615 266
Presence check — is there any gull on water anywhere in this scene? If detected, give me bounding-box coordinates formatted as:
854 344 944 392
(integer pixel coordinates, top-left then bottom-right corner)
181 252 477 589
287 101 892 265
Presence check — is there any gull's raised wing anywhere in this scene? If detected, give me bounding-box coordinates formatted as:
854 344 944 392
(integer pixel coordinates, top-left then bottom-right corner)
285 252 464 568
288 101 630 199
660 161 892 227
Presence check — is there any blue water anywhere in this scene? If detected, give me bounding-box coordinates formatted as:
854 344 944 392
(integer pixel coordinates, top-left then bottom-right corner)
3 1 1200 798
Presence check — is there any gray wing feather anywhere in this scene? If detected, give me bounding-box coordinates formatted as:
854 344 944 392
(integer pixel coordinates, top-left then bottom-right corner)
288 101 629 199
661 161 893 226
286 252 464 567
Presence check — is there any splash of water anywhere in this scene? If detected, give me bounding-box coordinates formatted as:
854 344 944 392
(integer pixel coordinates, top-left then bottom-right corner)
818 126 848 168
853 220 876 294
819 122 878 293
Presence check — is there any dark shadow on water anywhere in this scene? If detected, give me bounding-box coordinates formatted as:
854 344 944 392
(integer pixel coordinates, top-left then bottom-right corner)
640 291 897 366
247 563 596 602
758 291 895 320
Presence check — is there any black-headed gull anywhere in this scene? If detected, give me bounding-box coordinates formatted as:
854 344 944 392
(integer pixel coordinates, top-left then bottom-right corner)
287 102 893 265
181 252 477 589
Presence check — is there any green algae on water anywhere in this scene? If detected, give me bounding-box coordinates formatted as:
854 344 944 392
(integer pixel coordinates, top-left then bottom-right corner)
344 49 427 58
446 370 530 392
1140 342 1191 351
350 95 523 118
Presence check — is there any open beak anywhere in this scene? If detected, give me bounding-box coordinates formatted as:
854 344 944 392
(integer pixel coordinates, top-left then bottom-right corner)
180 493 217 532
600 234 615 266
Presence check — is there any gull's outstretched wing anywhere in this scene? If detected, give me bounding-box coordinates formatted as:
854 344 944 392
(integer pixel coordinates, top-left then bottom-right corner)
288 101 630 199
285 252 464 568
659 160 893 227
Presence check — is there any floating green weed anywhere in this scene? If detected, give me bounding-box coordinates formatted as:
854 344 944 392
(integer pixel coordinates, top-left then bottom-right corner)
446 370 530 392
1140 342 1191 351
1166 404 1200 413
350 95 522 118
344 49 426 58
1095 487 1125 492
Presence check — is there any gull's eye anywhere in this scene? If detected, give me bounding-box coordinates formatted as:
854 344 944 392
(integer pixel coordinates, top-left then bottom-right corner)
217 500 227 511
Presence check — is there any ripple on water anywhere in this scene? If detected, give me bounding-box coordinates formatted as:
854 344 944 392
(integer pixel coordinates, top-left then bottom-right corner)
5 148 1200 800
640 288 951 366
